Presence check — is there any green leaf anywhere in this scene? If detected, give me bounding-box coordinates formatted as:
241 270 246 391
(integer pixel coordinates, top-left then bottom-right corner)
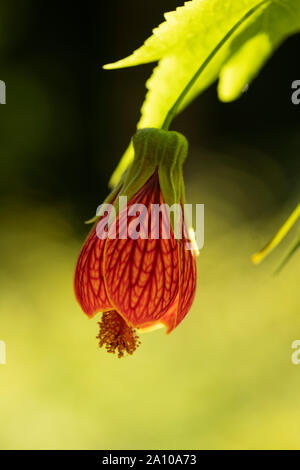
218 0 300 101
252 203 300 269
105 0 300 186
275 237 300 275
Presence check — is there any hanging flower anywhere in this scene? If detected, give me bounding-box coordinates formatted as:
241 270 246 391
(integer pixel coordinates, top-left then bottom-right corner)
74 128 197 358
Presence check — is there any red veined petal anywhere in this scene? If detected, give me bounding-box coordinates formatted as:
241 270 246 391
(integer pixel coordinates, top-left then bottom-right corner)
74 221 112 317
104 174 179 327
176 236 197 326
158 223 197 333
138 293 178 333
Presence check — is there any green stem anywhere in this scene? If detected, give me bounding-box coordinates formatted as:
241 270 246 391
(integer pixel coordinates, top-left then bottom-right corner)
161 0 269 131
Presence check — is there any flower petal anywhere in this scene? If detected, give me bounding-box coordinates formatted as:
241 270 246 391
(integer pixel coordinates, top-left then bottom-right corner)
104 176 179 327
74 224 112 317
159 227 197 333
177 237 197 326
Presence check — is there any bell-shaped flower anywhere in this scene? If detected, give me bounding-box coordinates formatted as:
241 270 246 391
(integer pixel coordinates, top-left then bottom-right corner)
74 128 197 357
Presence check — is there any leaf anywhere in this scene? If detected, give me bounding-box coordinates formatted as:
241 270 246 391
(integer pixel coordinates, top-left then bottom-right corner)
218 0 300 101
252 204 300 268
104 0 300 187
275 237 300 275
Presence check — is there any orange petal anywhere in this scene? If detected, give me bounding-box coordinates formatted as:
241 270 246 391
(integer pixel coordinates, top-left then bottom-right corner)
177 236 197 326
146 294 179 333
104 176 179 327
159 224 197 333
74 224 112 317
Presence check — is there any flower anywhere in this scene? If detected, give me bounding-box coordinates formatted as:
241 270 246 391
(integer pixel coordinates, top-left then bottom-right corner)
74 128 197 357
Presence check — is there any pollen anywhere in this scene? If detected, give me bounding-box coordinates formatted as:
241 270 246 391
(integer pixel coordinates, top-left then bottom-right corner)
97 310 141 358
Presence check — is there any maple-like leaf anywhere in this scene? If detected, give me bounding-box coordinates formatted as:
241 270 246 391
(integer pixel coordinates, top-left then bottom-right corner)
104 0 300 187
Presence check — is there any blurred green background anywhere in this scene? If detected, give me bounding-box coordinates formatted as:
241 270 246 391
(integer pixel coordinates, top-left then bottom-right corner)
1 0 300 450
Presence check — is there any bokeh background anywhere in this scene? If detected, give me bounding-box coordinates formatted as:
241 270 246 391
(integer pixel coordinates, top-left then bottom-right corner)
1 0 300 450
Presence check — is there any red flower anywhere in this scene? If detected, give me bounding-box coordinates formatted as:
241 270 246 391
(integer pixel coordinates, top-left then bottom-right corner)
74 129 197 357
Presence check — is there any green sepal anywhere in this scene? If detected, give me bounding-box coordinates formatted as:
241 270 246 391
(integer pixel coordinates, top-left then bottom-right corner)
156 131 188 208
118 128 188 207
